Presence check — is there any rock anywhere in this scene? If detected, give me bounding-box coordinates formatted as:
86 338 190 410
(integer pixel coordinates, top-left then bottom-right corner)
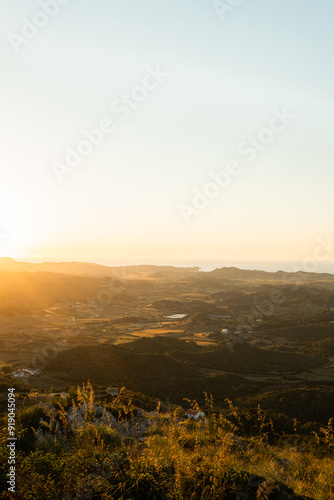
100 410 117 426
236 494 249 500
35 428 57 449
248 474 266 489
95 406 104 418
67 409 85 429
79 402 95 417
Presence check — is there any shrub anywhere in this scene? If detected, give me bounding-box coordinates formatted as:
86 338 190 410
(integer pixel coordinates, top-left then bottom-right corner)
97 425 122 448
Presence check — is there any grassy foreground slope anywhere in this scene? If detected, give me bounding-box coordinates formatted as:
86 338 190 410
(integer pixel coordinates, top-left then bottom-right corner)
0 385 333 499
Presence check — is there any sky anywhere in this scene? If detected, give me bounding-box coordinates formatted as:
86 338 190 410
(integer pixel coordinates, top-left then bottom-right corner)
0 0 333 267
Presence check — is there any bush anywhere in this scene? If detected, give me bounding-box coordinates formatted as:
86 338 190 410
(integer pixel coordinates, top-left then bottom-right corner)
19 406 48 430
96 425 122 448
17 407 49 453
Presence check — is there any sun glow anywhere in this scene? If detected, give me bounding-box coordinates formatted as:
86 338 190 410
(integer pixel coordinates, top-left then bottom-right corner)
0 188 40 258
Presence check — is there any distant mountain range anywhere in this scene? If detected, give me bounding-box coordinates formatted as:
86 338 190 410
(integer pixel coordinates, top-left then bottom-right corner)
0 258 333 280
0 258 199 277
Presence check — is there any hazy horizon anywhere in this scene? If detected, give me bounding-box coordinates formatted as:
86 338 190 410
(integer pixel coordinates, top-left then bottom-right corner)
2 255 334 275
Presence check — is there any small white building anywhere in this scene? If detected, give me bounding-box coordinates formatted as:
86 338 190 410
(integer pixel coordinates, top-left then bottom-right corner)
221 328 229 334
185 409 206 421
51 392 69 400
106 387 119 397
12 368 40 378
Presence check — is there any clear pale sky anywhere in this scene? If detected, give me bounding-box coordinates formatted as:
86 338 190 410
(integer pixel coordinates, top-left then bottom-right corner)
0 0 333 265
